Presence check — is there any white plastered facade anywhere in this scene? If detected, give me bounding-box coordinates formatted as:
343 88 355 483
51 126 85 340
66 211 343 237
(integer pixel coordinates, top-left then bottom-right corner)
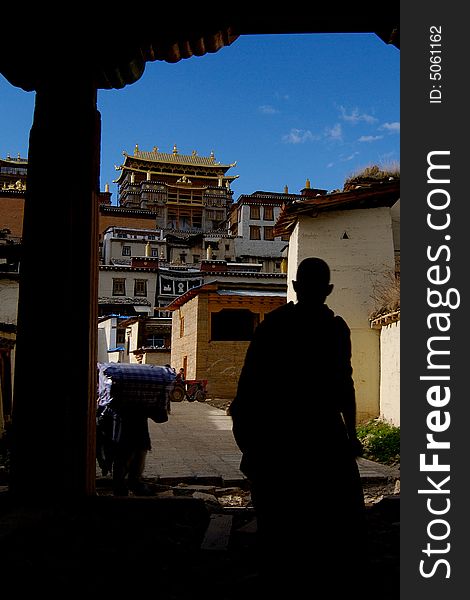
286 205 397 422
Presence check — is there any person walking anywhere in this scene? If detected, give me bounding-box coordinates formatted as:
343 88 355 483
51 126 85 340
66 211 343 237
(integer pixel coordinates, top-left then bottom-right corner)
96 363 174 496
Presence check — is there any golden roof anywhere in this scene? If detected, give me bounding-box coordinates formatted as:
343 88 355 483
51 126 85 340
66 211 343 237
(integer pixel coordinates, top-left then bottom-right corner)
0 154 28 166
124 146 237 169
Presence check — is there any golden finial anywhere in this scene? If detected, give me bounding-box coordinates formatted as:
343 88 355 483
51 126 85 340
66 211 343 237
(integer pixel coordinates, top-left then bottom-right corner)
305 178 311 189
284 185 289 194
153 146 158 153
134 144 139 155
173 144 178 155
209 150 215 162
105 183 110 193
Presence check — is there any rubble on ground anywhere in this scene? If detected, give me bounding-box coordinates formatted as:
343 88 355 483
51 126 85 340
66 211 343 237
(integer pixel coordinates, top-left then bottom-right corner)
96 475 400 510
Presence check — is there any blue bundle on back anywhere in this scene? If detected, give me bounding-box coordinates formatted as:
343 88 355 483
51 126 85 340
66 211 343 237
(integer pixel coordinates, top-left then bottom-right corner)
98 362 176 423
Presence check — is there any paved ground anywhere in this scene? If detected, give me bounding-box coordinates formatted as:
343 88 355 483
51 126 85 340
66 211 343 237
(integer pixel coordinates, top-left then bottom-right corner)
140 401 398 485
1 400 399 596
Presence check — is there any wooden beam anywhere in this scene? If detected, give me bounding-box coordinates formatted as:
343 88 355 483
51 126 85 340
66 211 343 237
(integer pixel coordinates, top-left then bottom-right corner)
9 75 100 501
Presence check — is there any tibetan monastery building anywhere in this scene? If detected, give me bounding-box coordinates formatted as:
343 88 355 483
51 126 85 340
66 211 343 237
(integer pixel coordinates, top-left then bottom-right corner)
113 144 238 233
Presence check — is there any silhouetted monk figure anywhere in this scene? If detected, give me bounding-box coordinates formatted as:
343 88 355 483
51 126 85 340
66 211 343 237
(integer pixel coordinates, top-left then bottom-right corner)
230 257 365 593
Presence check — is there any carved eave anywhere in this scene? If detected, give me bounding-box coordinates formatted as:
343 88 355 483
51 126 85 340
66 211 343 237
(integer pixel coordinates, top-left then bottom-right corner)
370 309 400 329
0 11 399 92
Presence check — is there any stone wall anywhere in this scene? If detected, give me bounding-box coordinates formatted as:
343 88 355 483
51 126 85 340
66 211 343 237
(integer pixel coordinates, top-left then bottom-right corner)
170 291 286 400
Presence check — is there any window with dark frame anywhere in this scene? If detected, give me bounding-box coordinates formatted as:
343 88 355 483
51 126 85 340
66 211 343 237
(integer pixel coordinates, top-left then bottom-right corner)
112 278 126 296
134 279 147 296
250 225 261 240
122 245 131 256
179 315 185 337
249 205 260 220
116 328 126 345
264 205 274 220
264 226 274 240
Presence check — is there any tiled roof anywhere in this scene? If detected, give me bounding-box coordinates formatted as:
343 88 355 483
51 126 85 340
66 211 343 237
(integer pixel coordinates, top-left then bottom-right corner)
235 192 297 206
0 156 28 166
99 265 158 272
124 148 236 170
98 297 152 306
274 179 400 236
164 277 286 310
370 309 400 328
99 206 155 216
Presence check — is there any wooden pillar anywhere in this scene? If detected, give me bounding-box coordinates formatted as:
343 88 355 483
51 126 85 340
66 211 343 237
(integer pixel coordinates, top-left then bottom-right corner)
9 75 100 501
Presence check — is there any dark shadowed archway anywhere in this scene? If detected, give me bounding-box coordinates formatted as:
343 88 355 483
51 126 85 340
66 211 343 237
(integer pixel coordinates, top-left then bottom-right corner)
0 9 399 501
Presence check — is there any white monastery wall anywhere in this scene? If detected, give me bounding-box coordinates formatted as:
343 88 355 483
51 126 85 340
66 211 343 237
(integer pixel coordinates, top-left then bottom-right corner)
286 206 396 421
379 319 400 426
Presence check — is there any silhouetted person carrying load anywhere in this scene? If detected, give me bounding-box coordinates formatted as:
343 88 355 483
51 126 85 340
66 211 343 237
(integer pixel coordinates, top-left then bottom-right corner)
230 257 365 594
96 363 175 496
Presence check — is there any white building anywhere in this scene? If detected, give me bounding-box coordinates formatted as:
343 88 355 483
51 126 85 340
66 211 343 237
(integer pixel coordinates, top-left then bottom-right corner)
230 191 291 273
100 226 165 266
275 178 400 422
98 259 158 317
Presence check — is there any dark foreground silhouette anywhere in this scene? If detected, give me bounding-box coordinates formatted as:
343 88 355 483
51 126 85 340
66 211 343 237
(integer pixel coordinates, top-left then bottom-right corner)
0 483 399 597
230 257 365 593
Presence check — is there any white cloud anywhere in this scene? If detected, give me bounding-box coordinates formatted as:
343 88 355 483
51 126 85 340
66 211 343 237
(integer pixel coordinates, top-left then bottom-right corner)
380 121 400 133
358 135 384 143
324 123 343 141
259 105 279 115
336 152 359 163
282 128 318 144
339 105 378 125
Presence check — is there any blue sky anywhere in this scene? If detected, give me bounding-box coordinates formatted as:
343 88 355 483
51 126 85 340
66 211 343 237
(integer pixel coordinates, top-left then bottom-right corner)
0 33 399 203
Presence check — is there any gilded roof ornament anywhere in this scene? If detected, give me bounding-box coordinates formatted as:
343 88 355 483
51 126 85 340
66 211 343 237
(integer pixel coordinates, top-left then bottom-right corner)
2 179 26 191
134 144 139 155
173 144 178 155
305 178 311 189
